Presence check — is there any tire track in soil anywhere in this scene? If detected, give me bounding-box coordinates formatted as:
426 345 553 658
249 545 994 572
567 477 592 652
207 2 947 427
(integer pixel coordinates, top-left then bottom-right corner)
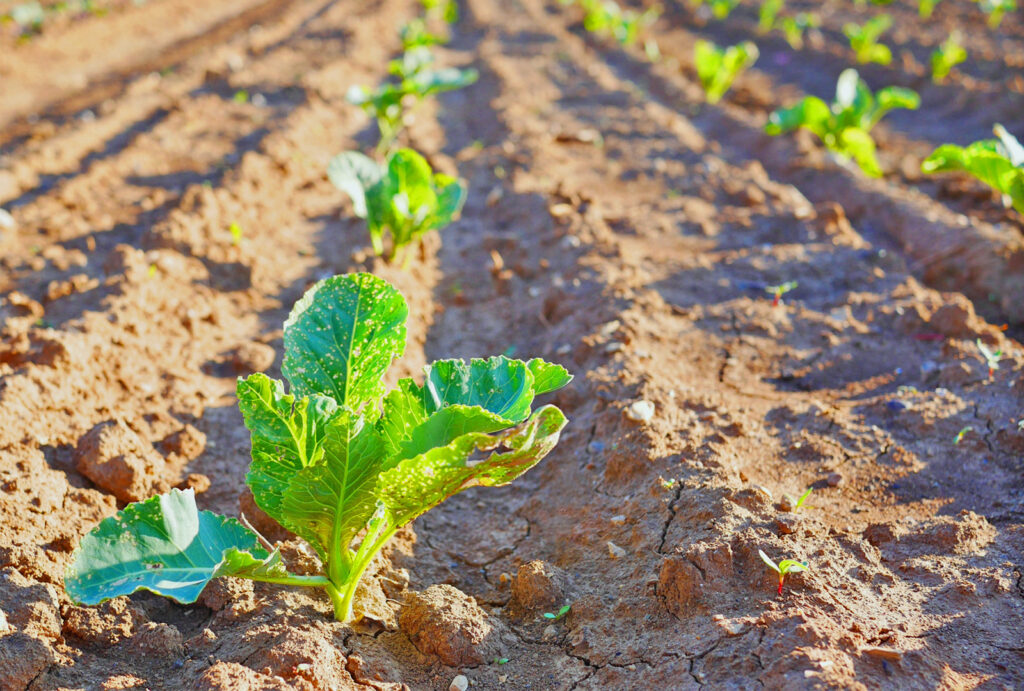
362 0 1024 687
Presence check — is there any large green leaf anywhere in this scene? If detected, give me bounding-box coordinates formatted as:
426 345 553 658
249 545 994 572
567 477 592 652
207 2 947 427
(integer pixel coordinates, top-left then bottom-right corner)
282 273 408 412
238 373 339 527
65 489 282 606
923 141 1024 213
527 358 573 395
422 356 534 422
327 152 383 218
378 405 569 528
280 413 386 564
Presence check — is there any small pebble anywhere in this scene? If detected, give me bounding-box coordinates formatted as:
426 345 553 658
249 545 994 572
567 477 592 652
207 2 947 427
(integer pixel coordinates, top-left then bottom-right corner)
607 541 626 559
826 472 843 487
449 674 469 691
624 400 655 423
610 515 626 525
779 493 796 512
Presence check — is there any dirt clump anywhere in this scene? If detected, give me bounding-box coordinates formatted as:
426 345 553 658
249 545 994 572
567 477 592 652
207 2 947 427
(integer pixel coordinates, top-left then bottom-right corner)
0 567 61 641
508 560 571 614
399 584 499 667
74 419 168 503
61 597 148 646
0 631 58 691
195 662 293 691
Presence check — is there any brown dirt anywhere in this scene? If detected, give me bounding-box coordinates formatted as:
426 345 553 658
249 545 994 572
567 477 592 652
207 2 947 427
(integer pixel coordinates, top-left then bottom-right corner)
0 0 1022 689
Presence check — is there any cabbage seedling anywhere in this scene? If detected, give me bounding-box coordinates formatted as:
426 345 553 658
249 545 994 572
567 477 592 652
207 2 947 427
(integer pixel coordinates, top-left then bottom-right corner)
400 18 445 49
919 0 941 17
759 550 808 595
328 148 466 265
931 33 966 83
843 15 893 65
922 124 1024 215
577 0 660 48
978 0 1015 27
65 273 572 623
695 40 759 105
977 339 1003 378
758 0 783 33
765 280 797 306
348 62 477 153
766 69 920 178
954 426 973 444
544 604 571 620
778 12 819 50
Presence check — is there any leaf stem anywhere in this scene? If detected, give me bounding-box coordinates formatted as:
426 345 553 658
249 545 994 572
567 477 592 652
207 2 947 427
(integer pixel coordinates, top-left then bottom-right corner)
246 573 332 588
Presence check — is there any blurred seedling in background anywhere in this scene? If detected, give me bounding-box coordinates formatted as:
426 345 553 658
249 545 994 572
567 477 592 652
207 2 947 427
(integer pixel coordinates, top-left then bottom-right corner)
778 12 819 50
758 0 783 33
695 39 758 104
976 339 1002 378
931 32 966 83
759 550 808 595
574 0 661 59
543 604 572 620
766 69 919 177
693 0 740 19
922 124 1024 215
978 0 1015 27
844 15 892 65
400 18 445 49
919 0 941 17
954 426 973 444
765 280 798 306
229 222 243 246
421 0 458 23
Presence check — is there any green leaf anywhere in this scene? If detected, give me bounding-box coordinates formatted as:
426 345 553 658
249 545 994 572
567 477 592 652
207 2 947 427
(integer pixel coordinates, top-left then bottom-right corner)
282 273 408 411
378 404 569 528
765 97 830 138
280 412 387 564
328 152 383 218
922 141 1024 213
837 127 882 177
408 67 479 97
238 373 340 524
527 358 573 395
65 489 281 606
422 356 535 422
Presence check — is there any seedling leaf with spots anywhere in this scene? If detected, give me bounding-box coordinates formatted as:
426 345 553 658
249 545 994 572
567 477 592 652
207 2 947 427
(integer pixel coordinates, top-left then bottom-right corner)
329 149 467 265
759 549 807 595
66 274 571 624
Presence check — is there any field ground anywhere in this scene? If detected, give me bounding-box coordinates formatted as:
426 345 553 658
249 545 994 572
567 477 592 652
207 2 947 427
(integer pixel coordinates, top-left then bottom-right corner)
0 0 1022 689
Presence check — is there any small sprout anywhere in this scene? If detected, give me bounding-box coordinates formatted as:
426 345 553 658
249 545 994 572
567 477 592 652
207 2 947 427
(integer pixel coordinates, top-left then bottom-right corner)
695 39 759 105
229 221 243 246
793 487 813 512
918 0 941 18
778 12 819 50
543 604 571 620
659 476 676 490
844 15 893 66
494 657 509 665
765 281 798 307
757 0 783 33
954 426 973 444
147 263 157 278
233 90 249 104
759 549 808 595
1017 419 1024 431
978 0 1015 27
576 0 659 51
977 339 1003 379
931 32 966 84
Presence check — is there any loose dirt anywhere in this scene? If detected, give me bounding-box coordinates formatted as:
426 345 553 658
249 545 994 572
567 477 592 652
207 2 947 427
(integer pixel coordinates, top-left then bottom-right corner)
0 0 1022 689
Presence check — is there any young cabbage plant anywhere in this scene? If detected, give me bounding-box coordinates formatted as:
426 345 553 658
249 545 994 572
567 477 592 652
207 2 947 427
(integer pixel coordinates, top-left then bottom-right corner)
921 124 1024 215
421 0 458 23
543 604 572 620
348 63 478 153
778 12 818 50
977 339 1003 379
765 280 797 306
931 32 966 83
759 550 808 595
978 0 1015 27
758 0 783 33
328 148 466 265
400 18 446 50
578 0 660 51
695 40 759 104
793 487 813 512
766 68 920 178
843 14 893 65
65 273 572 624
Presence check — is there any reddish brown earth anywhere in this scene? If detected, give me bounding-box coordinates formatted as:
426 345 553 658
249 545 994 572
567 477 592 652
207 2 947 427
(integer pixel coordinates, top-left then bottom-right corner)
1 0 1023 689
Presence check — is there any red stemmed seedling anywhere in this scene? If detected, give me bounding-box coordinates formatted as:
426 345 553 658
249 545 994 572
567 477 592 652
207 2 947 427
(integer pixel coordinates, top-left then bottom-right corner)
765 281 798 307
759 549 808 595
976 339 1002 379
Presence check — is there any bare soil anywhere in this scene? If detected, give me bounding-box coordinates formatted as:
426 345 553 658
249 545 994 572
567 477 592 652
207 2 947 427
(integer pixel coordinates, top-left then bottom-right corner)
1 0 1022 689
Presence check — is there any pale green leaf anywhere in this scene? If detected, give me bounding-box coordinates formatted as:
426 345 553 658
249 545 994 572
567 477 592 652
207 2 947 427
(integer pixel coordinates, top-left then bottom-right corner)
65 489 282 606
328 152 383 218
